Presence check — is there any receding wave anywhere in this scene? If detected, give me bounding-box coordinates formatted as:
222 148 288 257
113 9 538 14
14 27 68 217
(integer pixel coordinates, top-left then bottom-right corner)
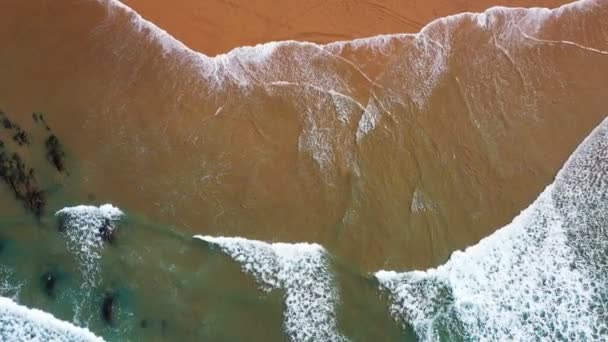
376 117 608 340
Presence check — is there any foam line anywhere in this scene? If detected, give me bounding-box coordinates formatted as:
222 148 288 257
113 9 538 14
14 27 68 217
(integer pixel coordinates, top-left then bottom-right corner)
106 0 597 60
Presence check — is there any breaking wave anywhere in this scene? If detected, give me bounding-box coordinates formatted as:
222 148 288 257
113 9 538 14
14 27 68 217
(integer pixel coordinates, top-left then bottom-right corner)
55 204 123 286
376 117 608 340
0 297 103 342
194 235 347 342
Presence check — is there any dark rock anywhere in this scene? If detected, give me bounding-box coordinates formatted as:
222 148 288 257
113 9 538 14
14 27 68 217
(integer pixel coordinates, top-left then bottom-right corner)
56 217 67 232
140 319 148 328
40 272 56 297
101 292 115 324
98 218 115 244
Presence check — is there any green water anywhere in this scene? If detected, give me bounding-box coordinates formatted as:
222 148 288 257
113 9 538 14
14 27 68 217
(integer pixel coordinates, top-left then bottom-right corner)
0 113 407 340
0 209 412 341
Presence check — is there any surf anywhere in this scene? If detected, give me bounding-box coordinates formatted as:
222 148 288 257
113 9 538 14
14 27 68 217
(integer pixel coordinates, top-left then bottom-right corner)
376 117 608 340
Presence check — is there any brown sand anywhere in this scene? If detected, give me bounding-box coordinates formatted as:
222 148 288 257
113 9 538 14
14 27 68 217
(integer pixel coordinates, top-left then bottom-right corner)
0 0 606 272
122 0 570 56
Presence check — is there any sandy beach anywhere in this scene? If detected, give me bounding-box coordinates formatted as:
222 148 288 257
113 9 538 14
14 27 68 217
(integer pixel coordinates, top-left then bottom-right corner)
122 0 570 56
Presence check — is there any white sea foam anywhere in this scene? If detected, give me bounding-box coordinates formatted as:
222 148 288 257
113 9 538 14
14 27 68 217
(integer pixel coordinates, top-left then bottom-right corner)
105 0 598 59
101 0 600 95
55 204 123 286
194 235 348 342
356 99 381 142
298 115 334 172
99 0 602 184
410 188 436 213
376 117 608 341
0 297 103 342
0 266 23 301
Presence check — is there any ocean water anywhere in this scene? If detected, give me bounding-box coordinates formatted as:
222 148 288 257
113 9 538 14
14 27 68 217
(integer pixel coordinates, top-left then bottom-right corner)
377 118 608 341
0 0 607 340
1 116 607 341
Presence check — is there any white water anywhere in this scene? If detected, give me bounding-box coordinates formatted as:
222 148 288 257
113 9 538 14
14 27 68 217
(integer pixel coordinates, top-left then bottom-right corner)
0 297 103 342
376 117 608 341
0 266 23 301
194 235 348 342
55 204 123 286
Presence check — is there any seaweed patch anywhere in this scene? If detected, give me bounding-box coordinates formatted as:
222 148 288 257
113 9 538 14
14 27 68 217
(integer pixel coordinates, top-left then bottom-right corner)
0 109 72 218
32 112 50 131
45 135 66 173
32 112 68 173
12 128 28 146
0 145 45 218
0 111 29 146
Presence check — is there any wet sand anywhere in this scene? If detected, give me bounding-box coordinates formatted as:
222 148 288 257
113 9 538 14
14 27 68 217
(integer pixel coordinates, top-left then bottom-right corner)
0 0 606 274
121 0 570 56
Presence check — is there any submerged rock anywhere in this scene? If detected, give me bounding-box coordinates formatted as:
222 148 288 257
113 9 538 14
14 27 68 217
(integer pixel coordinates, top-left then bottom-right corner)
0 148 45 218
32 112 50 131
45 135 66 172
40 272 57 298
0 111 49 218
0 111 28 146
12 129 28 146
98 218 115 244
1 117 13 130
101 292 115 325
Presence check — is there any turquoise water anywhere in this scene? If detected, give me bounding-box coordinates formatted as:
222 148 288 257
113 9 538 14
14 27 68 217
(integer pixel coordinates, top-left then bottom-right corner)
0 208 409 341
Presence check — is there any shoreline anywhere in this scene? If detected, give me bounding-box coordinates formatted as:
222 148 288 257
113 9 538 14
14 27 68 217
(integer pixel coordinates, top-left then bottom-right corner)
119 0 574 57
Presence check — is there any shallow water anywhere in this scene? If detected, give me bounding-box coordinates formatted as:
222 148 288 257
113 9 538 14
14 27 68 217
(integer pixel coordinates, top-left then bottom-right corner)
0 0 607 340
0 0 607 271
